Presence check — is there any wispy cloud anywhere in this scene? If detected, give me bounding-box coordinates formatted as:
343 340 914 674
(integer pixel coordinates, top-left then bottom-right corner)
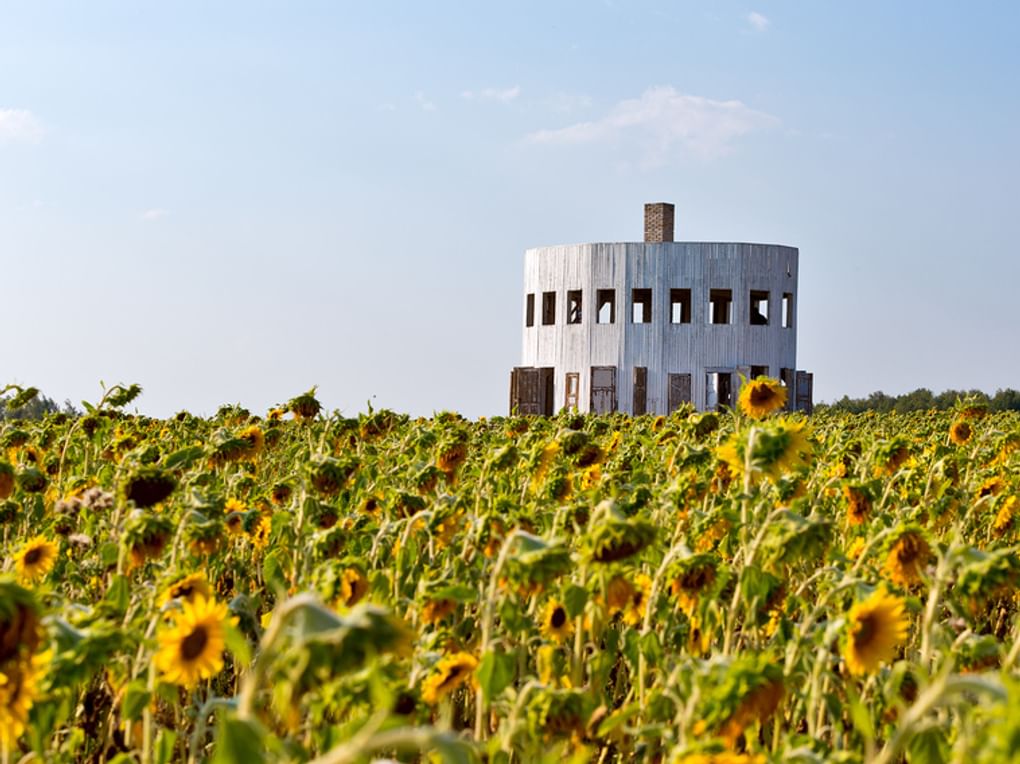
527 86 778 164
746 11 770 32
546 93 593 114
141 208 171 222
415 91 437 111
0 109 43 144
461 85 521 103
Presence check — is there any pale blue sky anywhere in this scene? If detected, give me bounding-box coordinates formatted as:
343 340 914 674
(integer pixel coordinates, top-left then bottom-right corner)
2 2 1018 417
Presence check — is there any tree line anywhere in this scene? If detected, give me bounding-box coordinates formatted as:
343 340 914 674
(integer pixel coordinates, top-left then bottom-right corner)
818 387 1020 414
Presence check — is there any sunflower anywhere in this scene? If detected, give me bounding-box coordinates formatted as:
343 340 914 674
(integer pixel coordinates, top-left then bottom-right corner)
338 568 369 608
884 529 931 587
237 425 265 457
717 420 812 483
844 589 909 675
13 537 58 584
421 651 478 705
0 650 47 751
160 572 212 606
978 476 1004 499
622 573 652 627
248 513 272 550
737 378 787 419
155 595 230 688
420 598 457 625
0 463 13 501
842 483 872 526
670 555 720 617
541 600 573 643
719 675 785 747
948 418 972 446
993 496 1017 537
606 575 636 615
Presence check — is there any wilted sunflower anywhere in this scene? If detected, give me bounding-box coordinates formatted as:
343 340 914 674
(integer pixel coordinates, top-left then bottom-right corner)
541 600 573 643
978 476 1005 499
669 555 720 617
737 377 787 419
420 598 457 625
421 651 478 705
622 573 652 627
13 537 58 584
949 418 973 446
121 466 176 508
155 595 231 688
844 589 909 675
884 528 931 588
842 483 872 526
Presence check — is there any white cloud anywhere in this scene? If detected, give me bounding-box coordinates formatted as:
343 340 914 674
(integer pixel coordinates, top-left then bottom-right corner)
527 86 778 164
461 85 521 103
0 109 43 144
746 11 770 32
141 208 171 222
415 91 437 111
546 93 593 113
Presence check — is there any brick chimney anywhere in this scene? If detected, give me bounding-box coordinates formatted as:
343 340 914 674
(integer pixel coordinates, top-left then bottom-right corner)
644 202 675 243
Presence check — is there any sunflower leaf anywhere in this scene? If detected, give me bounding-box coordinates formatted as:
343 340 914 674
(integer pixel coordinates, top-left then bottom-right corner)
477 649 515 703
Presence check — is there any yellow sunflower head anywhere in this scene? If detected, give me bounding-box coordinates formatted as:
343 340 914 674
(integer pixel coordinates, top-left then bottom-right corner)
948 418 973 446
842 482 872 526
844 589 909 675
160 572 212 607
155 595 231 688
883 528 932 588
420 651 478 705
738 377 788 419
237 425 265 457
541 600 573 643
14 537 58 584
0 648 48 751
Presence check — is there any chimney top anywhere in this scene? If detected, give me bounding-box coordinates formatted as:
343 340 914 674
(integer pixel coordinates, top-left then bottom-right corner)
644 202 675 243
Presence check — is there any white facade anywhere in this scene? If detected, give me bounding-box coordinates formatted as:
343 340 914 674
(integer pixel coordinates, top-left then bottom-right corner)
513 235 802 415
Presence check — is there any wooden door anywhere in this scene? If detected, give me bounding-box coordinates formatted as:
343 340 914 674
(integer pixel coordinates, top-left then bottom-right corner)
632 367 647 415
590 366 617 414
667 373 691 413
509 367 543 415
564 373 579 411
796 371 813 414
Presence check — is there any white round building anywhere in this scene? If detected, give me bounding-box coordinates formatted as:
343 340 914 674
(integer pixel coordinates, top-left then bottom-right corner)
509 203 813 415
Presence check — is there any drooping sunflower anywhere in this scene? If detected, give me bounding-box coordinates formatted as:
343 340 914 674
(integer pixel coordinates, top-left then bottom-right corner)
420 598 457 625
948 418 973 446
717 420 813 483
993 495 1017 537
160 572 212 606
884 528 931 588
0 463 14 501
155 595 230 688
421 651 478 705
978 476 1005 499
13 537 58 584
840 483 870 526
622 573 652 627
541 600 573 643
844 589 909 675
737 378 788 419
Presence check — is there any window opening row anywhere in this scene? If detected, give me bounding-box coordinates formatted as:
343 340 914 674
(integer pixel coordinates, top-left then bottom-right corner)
526 289 793 327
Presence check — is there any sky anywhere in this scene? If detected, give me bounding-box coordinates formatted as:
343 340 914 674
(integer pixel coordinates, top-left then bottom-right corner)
2 1 1018 418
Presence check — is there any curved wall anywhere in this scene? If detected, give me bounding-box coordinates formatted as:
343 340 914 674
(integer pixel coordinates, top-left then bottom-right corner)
519 242 798 414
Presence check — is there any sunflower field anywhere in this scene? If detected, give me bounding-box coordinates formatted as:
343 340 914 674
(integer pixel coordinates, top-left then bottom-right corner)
0 380 1019 764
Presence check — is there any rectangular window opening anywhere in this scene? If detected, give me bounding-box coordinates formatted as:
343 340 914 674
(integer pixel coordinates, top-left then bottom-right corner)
750 364 768 379
709 289 732 325
632 288 652 323
567 290 582 325
670 288 691 324
705 371 733 410
782 293 794 328
525 294 535 327
750 290 770 325
541 291 556 325
596 289 616 324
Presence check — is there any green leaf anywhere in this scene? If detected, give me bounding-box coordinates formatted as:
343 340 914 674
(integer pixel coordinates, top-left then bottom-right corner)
476 649 515 703
845 683 874 741
563 583 588 619
154 728 178 764
121 679 151 722
907 726 949 764
262 552 289 598
224 621 252 667
211 716 267 764
163 445 205 470
105 574 130 616
597 702 640 737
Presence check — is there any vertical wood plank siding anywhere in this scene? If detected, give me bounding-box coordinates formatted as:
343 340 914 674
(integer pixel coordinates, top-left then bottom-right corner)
520 242 799 414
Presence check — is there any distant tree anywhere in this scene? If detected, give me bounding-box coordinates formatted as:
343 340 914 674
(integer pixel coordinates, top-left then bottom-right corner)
0 391 80 421
991 388 1020 412
822 387 1020 414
